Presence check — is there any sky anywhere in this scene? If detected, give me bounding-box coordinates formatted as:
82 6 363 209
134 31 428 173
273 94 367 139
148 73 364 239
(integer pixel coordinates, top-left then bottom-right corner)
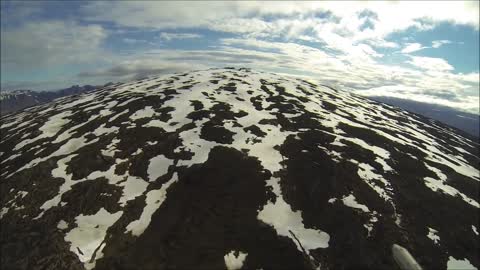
1 1 479 114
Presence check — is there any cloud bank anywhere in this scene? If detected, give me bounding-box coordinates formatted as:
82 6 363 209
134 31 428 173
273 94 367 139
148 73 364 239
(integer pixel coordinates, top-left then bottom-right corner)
1 1 479 113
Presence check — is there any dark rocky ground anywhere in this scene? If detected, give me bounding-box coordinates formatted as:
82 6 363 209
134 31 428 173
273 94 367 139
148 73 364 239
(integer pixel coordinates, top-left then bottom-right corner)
0 67 478 270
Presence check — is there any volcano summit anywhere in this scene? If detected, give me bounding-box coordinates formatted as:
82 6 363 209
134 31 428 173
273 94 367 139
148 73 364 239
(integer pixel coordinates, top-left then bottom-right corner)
1 68 478 270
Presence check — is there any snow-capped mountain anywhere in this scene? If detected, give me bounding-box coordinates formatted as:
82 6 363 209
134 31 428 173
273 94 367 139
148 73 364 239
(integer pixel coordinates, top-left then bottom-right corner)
370 96 479 138
1 68 478 270
0 85 98 115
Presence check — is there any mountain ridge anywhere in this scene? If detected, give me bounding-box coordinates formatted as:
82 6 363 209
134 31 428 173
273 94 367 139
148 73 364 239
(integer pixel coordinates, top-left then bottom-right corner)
369 96 479 138
0 85 102 115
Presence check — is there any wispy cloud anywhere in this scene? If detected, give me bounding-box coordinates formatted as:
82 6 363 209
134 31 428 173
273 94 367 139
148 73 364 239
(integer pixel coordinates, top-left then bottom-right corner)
81 1 479 32
406 56 454 71
159 32 203 41
78 59 206 81
123 38 148 44
401 43 429 53
1 1 479 113
70 37 478 113
400 40 454 54
431 39 452 48
1 20 108 71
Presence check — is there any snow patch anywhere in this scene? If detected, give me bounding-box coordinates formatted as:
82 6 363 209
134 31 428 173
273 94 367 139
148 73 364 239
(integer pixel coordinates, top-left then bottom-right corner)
147 154 174 182
258 177 330 252
424 164 479 208
327 198 337 204
447 257 477 270
126 173 178 236
65 208 122 270
472 225 478 235
14 110 72 150
57 220 69 230
224 251 247 270
130 106 156 120
427 227 440 245
342 194 369 213
118 176 149 206
92 124 119 137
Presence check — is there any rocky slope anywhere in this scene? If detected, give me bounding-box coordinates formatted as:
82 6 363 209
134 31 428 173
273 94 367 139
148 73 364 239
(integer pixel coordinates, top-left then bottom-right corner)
1 67 478 270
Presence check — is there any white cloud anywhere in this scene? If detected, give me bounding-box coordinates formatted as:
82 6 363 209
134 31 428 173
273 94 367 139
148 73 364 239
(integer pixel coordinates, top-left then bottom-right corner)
159 32 203 41
71 37 478 113
365 38 399 48
215 39 477 113
400 40 453 55
77 59 203 81
209 18 277 37
123 38 148 44
2 1 478 113
406 56 454 71
82 2 479 31
432 40 452 48
401 43 429 54
81 1 479 45
1 20 112 91
1 21 107 71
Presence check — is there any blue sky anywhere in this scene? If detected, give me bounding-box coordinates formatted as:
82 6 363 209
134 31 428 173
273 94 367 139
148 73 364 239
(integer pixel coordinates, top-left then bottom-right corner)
1 1 479 113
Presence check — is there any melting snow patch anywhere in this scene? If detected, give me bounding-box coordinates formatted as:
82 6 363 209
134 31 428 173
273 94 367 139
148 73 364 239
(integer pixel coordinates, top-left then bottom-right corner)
144 119 174 132
19 136 99 175
1 153 21 164
341 193 378 236
147 154 174 182
57 220 69 230
58 94 96 110
472 225 478 235
427 227 440 245
87 160 127 185
447 257 477 270
126 173 178 236
65 208 123 270
224 251 247 270
375 157 393 172
109 109 129 122
84 103 104 111
53 114 99 143
39 110 72 137
424 164 479 208
118 176 149 206
14 110 72 150
357 163 392 201
342 194 369 213
364 215 378 237
132 148 143 155
343 137 390 160
258 177 330 253
101 139 120 157
0 207 9 219
93 124 119 136
37 155 78 215
130 106 156 120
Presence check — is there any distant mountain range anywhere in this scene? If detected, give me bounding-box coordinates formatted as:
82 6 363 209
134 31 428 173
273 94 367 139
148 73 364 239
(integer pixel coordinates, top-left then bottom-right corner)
0 85 102 114
1 83 478 138
370 96 479 138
